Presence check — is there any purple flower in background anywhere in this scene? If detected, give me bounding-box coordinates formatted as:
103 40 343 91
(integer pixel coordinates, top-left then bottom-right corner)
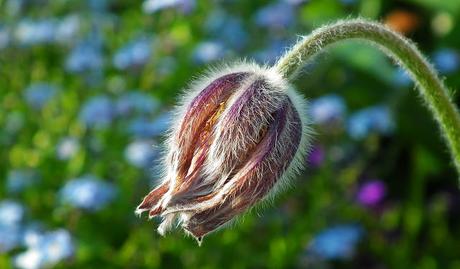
66 37 104 73
24 83 58 109
56 137 80 160
193 41 226 64
113 37 152 70
254 2 294 29
347 105 394 139
14 229 74 269
307 224 363 260
116 91 159 116
432 48 459 74
309 94 347 125
15 19 56 45
60 176 117 211
307 144 325 167
124 140 157 168
142 0 195 14
6 169 38 193
357 180 386 207
79 95 115 128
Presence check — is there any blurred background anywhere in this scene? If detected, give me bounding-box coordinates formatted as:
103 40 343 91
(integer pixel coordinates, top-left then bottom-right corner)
1 0 460 268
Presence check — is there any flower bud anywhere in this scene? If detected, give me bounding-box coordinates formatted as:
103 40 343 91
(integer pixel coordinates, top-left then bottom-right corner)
136 63 311 242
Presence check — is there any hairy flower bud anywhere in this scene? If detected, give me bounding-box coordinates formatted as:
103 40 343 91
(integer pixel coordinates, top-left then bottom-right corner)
136 63 311 242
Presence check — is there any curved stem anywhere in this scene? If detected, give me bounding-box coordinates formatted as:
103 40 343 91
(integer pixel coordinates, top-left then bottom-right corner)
274 19 460 179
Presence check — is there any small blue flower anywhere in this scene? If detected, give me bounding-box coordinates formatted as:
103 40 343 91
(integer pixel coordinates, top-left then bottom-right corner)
308 224 363 260
6 169 38 193
66 37 104 73
127 112 171 138
254 2 294 29
340 0 356 5
56 137 80 160
309 94 347 125
0 225 22 253
205 11 248 50
113 37 152 70
15 19 56 45
142 0 195 14
433 48 460 74
14 229 74 269
21 223 44 248
24 83 58 109
0 25 10 49
347 105 394 139
0 200 25 227
60 176 117 211
116 91 159 116
55 15 80 43
253 39 291 64
193 41 226 64
124 140 157 168
283 0 308 5
13 248 44 269
79 95 115 128
5 0 25 17
392 67 412 87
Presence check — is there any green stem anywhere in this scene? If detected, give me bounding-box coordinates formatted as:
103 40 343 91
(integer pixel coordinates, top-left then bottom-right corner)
274 19 460 179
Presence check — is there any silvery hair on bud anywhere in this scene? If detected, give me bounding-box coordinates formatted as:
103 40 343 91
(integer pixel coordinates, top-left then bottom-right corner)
137 61 313 239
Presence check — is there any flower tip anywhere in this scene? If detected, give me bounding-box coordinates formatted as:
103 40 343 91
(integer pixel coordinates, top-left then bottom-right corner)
134 207 145 217
196 236 203 246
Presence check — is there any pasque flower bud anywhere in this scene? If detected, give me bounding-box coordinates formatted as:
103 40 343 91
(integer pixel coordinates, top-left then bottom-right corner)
136 63 311 242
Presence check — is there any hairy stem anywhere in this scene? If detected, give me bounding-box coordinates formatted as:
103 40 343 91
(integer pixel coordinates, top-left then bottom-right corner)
274 19 460 179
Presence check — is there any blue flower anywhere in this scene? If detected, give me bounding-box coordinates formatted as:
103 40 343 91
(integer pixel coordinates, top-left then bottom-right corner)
193 41 226 64
0 25 10 49
6 169 38 193
113 37 152 70
124 140 157 168
127 112 171 138
392 67 412 87
347 105 394 139
142 0 195 14
116 91 159 117
308 224 364 260
14 229 74 269
0 225 22 253
21 223 45 248
253 39 291 64
15 19 56 45
79 95 115 128
55 15 80 43
254 2 294 29
60 176 117 211
24 83 58 109
56 137 80 160
205 10 248 50
66 37 104 73
309 94 347 125
433 48 459 74
0 200 25 227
